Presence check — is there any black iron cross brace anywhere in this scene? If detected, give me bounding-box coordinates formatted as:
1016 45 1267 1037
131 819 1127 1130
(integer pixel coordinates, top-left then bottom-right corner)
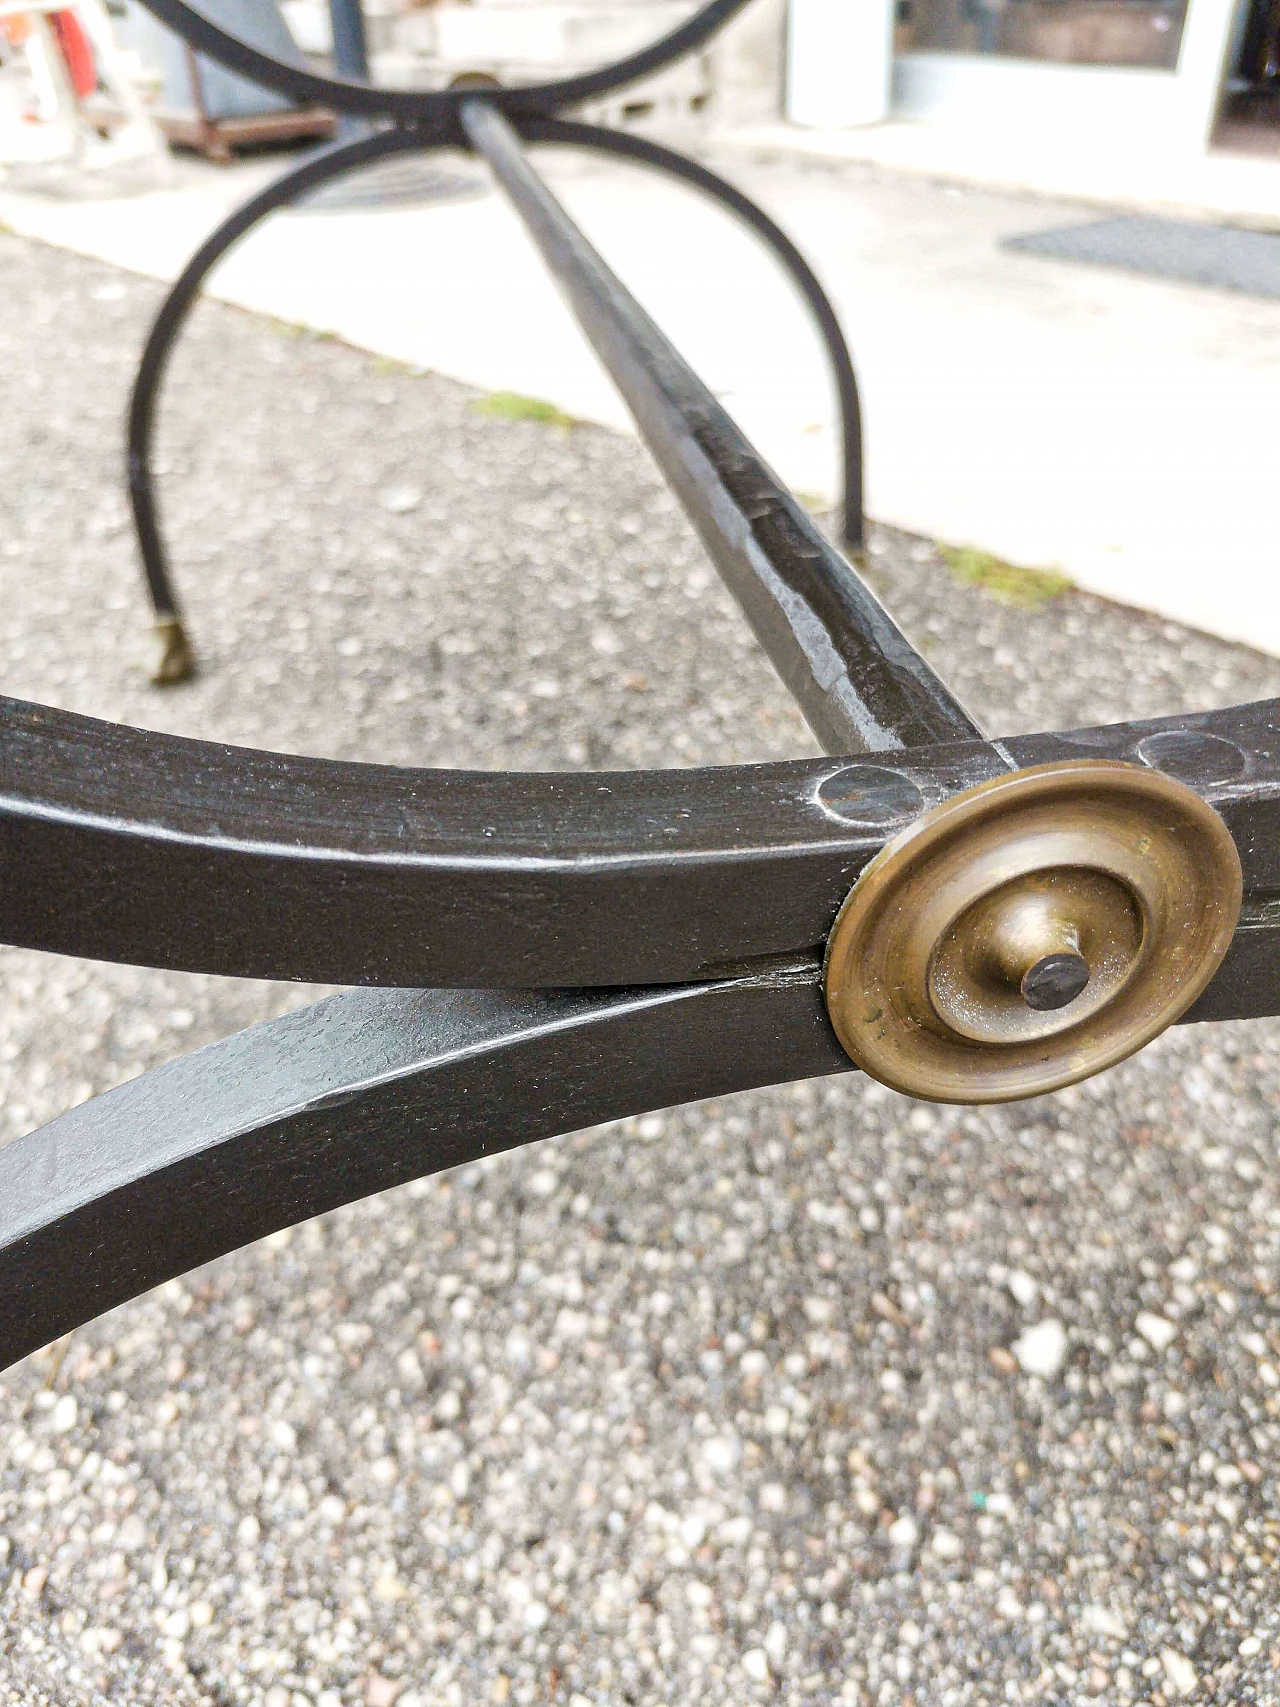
2 0 1279 1374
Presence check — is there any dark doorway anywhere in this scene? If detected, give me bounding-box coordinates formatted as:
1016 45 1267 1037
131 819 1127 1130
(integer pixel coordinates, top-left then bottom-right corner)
1214 0 1280 154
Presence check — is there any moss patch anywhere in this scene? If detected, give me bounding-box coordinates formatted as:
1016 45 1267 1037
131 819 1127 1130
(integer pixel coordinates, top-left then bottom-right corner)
942 545 1072 608
473 390 578 430
266 319 342 344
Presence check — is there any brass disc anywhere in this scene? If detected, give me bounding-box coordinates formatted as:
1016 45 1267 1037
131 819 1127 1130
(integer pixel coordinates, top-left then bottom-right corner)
822 760 1242 1104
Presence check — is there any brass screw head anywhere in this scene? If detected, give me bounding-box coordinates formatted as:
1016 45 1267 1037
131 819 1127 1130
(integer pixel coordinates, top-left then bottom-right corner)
822 760 1242 1104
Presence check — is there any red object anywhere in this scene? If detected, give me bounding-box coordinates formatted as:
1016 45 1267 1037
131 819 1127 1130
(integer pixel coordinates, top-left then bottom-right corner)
49 9 97 98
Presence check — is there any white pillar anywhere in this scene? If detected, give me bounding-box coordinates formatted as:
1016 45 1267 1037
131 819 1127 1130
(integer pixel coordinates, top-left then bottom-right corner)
786 0 894 127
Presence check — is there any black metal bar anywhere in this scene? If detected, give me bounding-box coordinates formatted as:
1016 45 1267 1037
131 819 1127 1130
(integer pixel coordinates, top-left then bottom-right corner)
0 968 851 1372
127 125 435 677
4 691 1280 1005
460 99 978 756
325 0 370 147
327 0 369 82
519 116 865 554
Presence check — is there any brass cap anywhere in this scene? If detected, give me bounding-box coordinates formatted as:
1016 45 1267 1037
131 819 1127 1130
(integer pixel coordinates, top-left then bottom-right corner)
822 760 1242 1104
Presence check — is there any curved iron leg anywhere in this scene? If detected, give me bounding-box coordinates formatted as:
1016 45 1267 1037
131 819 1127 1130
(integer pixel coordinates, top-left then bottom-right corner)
516 117 866 556
131 116 865 685
127 125 441 684
0 966 851 1370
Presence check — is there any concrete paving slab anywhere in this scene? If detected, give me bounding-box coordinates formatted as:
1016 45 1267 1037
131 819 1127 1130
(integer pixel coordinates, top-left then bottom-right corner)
2 143 1277 652
715 116 1280 231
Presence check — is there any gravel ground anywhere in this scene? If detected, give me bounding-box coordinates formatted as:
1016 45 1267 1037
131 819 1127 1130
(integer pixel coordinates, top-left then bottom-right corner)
4 226 1280 1707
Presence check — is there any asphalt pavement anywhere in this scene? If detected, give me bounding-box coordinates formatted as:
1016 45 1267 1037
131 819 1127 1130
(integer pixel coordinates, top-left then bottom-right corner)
3 227 1280 1707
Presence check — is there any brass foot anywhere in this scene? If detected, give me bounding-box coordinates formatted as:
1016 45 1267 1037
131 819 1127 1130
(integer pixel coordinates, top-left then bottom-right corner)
148 615 196 687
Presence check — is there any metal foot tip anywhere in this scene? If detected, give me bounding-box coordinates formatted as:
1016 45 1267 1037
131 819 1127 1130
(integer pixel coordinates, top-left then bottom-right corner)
148 616 196 687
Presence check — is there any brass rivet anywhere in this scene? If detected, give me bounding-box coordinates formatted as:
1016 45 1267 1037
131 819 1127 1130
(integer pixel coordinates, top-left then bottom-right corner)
822 760 1242 1105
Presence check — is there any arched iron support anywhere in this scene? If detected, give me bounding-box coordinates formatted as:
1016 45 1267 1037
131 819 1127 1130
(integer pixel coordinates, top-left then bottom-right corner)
130 118 863 683
4 689 1280 999
0 967 851 1372
133 0 754 124
128 124 447 682
515 116 865 556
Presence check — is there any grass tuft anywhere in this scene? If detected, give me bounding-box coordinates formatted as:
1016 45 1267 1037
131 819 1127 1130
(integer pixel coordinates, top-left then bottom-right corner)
473 390 577 430
941 545 1072 608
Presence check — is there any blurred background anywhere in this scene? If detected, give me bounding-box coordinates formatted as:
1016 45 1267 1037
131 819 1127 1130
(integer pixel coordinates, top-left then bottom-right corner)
1 0 1278 642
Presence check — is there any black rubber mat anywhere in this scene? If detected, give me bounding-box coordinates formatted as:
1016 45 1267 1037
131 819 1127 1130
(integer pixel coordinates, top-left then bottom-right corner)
1003 214 1280 299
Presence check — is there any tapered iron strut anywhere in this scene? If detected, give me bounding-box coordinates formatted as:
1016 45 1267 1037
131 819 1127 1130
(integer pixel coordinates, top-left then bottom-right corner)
461 99 981 758
520 116 867 557
0 969 851 1371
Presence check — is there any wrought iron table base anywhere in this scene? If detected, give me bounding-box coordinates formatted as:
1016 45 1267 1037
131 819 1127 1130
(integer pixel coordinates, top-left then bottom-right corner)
3 17 1280 1675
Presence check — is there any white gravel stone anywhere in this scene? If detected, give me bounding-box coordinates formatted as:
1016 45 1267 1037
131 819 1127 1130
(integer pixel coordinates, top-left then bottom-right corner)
1160 1647 1198 1696
741 1648 771 1683
1012 1318 1068 1377
50 1395 78 1433
116 1515 146 1550
701 1435 740 1473
1007 1269 1038 1307
1082 1605 1127 1639
1135 1311 1178 1352
887 1514 920 1549
678 1512 707 1547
